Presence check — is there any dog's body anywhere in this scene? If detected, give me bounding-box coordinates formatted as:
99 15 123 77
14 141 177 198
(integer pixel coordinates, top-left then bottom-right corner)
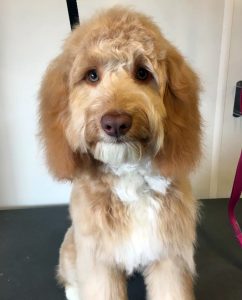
39 7 201 300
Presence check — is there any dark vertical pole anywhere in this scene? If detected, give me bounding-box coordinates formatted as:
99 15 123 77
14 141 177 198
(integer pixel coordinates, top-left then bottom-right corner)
66 0 80 30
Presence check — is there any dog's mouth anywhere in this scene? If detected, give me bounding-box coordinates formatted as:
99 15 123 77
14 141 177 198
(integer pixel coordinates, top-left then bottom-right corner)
108 136 128 144
104 135 149 145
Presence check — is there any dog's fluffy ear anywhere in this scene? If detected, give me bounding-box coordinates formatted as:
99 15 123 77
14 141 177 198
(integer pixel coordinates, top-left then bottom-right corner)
158 46 202 176
39 54 77 180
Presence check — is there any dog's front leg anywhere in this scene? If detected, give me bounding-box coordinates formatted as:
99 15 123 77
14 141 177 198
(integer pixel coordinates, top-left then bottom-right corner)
75 238 127 300
144 257 195 300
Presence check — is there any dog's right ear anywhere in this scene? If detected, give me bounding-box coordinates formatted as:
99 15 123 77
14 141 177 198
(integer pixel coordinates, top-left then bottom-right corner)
39 54 77 180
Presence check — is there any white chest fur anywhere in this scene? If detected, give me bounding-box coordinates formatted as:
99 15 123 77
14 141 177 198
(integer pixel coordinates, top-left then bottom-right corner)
110 161 170 203
108 162 171 274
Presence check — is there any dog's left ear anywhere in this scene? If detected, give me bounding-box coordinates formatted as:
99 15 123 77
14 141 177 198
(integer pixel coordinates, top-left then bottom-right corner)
158 46 202 175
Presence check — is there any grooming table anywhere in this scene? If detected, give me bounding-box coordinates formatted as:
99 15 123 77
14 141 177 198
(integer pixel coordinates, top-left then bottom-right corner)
0 199 242 300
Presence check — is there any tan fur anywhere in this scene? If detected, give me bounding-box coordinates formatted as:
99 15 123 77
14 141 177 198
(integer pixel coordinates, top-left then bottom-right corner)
39 7 201 300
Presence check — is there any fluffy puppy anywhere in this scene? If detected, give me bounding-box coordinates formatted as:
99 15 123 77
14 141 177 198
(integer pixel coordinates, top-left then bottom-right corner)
39 6 201 300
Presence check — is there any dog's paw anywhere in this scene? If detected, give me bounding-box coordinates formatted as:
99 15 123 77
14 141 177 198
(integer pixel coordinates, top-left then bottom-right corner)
65 285 80 300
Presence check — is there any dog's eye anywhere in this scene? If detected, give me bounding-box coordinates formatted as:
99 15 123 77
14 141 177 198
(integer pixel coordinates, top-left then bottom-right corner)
86 69 99 83
135 67 150 81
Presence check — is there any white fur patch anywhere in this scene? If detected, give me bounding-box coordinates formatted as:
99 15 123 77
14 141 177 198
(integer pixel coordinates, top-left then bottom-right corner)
65 285 79 300
113 199 166 274
143 174 170 195
94 142 141 165
108 161 171 274
111 161 170 203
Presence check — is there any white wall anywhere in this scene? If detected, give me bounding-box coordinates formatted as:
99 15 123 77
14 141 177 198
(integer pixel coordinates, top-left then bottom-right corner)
0 0 225 208
0 0 72 207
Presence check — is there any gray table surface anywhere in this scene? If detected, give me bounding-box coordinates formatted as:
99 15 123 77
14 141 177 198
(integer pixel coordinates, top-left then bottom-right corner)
0 199 242 300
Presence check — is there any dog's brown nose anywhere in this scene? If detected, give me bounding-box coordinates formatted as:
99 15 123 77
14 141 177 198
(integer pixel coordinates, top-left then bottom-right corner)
101 112 132 137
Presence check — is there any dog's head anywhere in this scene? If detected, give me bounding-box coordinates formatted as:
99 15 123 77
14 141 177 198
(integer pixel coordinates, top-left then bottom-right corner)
39 7 201 180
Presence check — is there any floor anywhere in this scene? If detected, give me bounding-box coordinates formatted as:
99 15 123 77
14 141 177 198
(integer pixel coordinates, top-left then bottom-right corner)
0 199 241 300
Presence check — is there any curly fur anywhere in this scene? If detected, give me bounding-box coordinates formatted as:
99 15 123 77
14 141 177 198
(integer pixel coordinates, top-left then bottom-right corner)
39 6 201 300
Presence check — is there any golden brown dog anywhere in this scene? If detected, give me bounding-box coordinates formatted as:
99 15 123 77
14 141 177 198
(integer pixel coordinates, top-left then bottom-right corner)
39 6 201 300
